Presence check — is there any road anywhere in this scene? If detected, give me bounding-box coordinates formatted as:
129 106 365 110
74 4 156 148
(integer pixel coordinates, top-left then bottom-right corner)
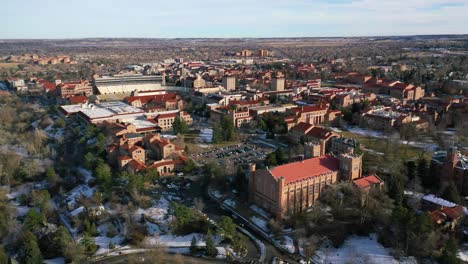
94 251 221 264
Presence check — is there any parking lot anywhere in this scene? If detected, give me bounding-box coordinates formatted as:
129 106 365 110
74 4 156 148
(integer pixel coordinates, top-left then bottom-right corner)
191 143 274 166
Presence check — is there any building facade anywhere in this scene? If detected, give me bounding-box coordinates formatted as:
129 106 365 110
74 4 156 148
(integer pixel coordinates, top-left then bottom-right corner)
248 153 362 220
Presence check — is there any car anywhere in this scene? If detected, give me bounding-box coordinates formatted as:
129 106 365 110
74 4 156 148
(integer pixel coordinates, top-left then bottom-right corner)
177 172 184 176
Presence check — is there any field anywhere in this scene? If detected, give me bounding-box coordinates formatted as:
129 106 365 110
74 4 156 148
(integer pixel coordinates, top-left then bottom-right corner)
0 62 19 68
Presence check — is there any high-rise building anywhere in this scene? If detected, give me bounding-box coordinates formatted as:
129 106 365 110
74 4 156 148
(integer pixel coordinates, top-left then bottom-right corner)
271 78 285 91
241 49 252 57
259 49 269 57
222 76 236 91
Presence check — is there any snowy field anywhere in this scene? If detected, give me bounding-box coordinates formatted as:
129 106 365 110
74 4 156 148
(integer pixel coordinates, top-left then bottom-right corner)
249 204 272 219
250 216 270 232
136 197 171 231
145 233 222 247
199 128 213 143
274 236 295 254
94 235 125 255
313 234 402 264
223 198 236 208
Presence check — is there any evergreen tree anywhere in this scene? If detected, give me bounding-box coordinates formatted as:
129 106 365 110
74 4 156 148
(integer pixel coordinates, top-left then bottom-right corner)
23 209 46 231
173 115 189 134
53 226 73 257
190 236 197 254
418 158 436 189
275 148 287 165
234 165 247 195
0 245 7 264
17 231 43 264
406 161 417 180
439 237 460 264
443 181 461 204
95 162 112 192
204 230 217 257
212 124 223 143
80 232 98 256
258 119 267 131
265 152 278 166
218 216 236 239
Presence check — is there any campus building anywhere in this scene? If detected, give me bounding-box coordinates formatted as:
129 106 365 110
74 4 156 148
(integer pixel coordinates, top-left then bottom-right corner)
248 153 362 220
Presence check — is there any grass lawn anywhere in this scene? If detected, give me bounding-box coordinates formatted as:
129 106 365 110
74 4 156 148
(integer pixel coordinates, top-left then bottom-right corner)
0 62 19 69
339 130 431 161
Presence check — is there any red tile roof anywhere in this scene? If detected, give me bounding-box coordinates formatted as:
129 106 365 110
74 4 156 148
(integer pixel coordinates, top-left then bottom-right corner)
128 159 147 171
431 210 446 224
156 112 178 119
291 122 313 134
300 105 327 113
269 155 339 184
119 155 132 161
353 175 383 189
305 127 337 140
441 205 464 220
68 95 88 104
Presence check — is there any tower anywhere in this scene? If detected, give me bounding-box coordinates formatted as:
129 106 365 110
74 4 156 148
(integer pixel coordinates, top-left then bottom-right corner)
339 153 362 181
304 141 322 159
271 78 285 91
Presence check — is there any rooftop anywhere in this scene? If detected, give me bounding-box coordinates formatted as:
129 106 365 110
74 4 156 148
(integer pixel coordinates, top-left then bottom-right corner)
269 155 339 184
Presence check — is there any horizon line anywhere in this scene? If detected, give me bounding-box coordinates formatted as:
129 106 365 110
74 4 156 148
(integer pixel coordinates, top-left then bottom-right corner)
1 33 468 41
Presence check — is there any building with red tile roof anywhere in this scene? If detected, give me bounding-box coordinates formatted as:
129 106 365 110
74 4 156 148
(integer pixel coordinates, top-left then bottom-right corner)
353 175 384 190
249 152 362 220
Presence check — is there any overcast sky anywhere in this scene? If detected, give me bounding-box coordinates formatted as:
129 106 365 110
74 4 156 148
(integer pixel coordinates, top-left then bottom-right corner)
2 0 467 38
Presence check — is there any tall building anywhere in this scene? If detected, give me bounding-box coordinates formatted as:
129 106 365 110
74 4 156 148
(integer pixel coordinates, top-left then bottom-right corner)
241 49 252 57
259 49 269 57
222 76 236 91
271 78 285 91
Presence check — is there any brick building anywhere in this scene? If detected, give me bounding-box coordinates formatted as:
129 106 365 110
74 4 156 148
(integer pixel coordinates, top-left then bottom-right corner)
56 80 93 98
248 153 362 220
431 147 468 194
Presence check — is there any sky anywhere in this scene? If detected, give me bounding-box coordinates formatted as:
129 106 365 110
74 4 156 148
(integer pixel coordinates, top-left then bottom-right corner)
2 0 468 39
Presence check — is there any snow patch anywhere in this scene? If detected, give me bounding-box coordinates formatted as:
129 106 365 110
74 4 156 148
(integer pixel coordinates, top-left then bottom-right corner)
274 236 295 254
250 216 270 232
250 204 271 219
313 233 398 264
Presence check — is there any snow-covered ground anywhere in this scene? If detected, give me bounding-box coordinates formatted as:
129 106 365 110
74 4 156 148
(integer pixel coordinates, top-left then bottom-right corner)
145 233 222 247
250 204 271 219
146 220 161 235
313 234 399 264
250 216 270 232
298 239 305 257
342 126 439 151
65 184 95 209
136 197 171 231
44 124 64 140
212 190 222 199
216 247 227 259
199 128 213 143
274 236 295 254
223 198 236 208
16 205 31 217
94 235 125 255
